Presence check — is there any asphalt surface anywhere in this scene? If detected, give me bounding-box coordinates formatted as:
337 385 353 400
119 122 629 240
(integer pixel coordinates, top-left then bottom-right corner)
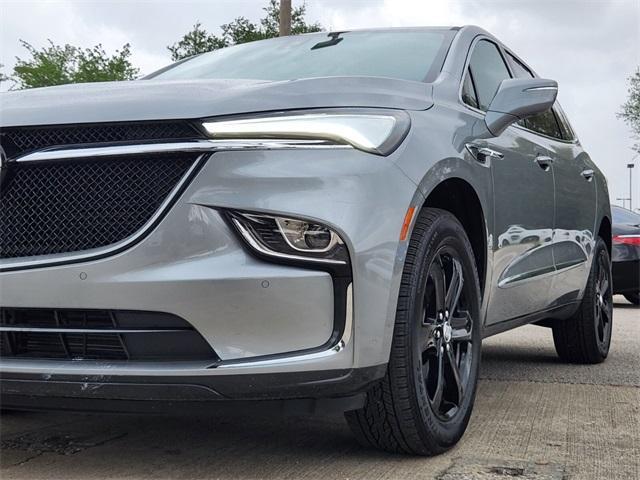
1 297 638 479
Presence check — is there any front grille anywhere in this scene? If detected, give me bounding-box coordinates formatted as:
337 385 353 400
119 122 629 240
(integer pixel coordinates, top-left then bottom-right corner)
0 153 199 259
0 308 218 361
0 121 205 159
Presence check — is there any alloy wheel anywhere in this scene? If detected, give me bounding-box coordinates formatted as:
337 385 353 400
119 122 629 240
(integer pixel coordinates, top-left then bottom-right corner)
594 251 613 349
420 248 474 421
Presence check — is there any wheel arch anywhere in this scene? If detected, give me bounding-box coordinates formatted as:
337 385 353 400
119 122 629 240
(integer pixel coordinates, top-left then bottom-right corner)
418 177 488 295
597 215 612 255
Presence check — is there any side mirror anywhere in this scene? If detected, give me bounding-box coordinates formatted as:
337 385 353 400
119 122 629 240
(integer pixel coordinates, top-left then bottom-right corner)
484 78 558 137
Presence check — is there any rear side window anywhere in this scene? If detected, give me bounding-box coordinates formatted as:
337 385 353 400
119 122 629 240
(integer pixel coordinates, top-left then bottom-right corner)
554 107 576 141
525 110 562 139
466 40 511 111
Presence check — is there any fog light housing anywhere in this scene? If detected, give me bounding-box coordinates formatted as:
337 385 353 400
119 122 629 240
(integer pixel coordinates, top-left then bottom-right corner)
225 211 349 265
275 218 339 252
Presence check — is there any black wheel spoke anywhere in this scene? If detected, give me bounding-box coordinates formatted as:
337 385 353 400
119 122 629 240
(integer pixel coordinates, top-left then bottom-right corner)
601 302 612 324
445 258 464 314
597 317 605 340
451 328 472 342
446 344 464 404
428 258 447 312
450 309 472 341
430 341 445 410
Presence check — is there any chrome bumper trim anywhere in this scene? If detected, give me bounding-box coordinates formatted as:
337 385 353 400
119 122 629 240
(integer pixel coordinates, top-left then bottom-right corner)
0 327 188 334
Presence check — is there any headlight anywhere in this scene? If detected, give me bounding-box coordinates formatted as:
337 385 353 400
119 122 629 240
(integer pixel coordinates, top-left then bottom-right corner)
202 109 411 156
225 210 349 265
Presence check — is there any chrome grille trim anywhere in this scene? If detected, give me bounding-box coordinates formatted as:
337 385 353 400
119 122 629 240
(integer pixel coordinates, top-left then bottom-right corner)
15 139 350 163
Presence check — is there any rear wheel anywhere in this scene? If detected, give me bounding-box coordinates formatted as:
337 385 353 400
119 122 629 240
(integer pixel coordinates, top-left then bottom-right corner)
345 208 482 455
623 292 640 305
552 238 613 364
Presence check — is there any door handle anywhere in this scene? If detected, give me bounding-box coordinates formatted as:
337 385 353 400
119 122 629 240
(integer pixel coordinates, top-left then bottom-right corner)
581 169 594 181
477 147 504 160
465 143 504 163
534 155 554 171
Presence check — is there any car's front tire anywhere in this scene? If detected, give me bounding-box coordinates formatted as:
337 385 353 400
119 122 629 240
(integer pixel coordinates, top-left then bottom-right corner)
552 237 613 364
345 208 482 455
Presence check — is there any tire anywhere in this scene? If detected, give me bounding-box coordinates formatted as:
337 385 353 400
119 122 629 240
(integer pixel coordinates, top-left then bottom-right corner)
623 292 640 305
552 238 613 364
345 208 482 455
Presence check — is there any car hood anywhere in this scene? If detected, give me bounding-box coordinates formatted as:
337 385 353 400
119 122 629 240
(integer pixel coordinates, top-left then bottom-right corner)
0 77 433 127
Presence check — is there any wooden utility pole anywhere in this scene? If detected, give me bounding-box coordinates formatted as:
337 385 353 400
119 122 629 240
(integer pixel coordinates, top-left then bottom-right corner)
279 0 292 36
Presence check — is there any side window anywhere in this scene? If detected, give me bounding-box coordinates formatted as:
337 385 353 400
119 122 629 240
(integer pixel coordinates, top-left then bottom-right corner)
461 69 479 109
506 53 534 79
554 106 576 141
525 110 563 139
466 40 512 111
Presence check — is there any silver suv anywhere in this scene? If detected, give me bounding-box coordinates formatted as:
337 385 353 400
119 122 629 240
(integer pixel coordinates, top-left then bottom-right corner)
0 26 612 455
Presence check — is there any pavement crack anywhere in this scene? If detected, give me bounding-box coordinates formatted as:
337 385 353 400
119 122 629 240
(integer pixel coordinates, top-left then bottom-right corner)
7 451 43 468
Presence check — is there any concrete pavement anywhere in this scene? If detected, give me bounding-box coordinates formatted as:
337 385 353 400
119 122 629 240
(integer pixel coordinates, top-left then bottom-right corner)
1 297 638 479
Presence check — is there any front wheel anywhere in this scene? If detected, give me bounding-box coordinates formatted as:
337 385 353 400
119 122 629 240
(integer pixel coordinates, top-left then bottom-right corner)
345 208 482 455
552 238 613 364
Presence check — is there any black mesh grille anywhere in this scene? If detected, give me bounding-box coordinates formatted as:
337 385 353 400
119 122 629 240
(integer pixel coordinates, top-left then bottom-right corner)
0 308 218 361
0 153 199 259
0 121 204 159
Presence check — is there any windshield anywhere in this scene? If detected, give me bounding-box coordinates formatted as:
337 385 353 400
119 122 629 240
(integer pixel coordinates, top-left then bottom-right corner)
149 29 455 83
612 206 640 225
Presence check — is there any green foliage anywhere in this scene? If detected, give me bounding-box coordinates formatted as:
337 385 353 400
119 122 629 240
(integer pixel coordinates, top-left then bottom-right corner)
11 40 139 89
619 68 640 154
167 22 228 61
168 0 322 61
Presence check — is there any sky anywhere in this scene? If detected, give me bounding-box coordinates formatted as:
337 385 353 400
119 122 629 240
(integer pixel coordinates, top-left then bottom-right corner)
1 0 639 209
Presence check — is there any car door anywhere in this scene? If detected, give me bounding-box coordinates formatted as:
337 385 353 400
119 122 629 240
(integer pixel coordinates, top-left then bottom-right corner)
545 108 597 305
504 51 598 306
461 39 556 324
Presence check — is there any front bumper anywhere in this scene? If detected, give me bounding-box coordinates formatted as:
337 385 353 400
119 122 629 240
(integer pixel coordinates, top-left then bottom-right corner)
0 366 385 414
1 146 419 405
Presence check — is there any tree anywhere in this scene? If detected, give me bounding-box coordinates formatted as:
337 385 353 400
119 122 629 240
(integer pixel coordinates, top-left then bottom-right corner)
11 40 139 89
619 68 640 154
0 64 9 85
167 22 228 61
168 0 321 61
